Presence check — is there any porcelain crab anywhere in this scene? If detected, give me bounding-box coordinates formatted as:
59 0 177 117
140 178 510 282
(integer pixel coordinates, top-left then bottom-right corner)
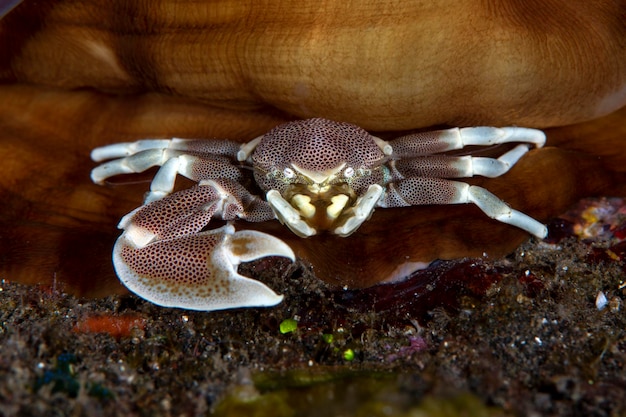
91 118 547 311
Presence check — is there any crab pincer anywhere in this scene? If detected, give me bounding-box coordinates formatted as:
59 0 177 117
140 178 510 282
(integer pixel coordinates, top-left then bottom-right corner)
110 184 294 311
114 222 294 311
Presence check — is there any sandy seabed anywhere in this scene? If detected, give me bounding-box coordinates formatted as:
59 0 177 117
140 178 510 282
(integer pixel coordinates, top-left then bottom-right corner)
1 198 625 417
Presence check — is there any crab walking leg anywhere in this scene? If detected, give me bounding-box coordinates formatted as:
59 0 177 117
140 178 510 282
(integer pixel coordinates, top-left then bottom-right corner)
91 148 241 187
392 144 533 179
381 178 548 238
91 148 176 183
466 187 548 238
143 156 185 203
114 225 294 311
141 155 242 203
92 139 179 161
91 138 240 162
387 127 546 157
266 190 317 237
90 138 244 202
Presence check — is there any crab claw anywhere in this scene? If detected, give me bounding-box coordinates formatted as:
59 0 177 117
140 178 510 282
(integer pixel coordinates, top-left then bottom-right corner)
113 224 295 311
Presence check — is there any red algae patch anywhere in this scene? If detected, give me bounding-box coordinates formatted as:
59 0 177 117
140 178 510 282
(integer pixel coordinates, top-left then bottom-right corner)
72 314 146 339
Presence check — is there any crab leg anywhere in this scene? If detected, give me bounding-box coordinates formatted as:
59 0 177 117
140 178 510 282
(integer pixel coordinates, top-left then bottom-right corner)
90 149 239 183
465 186 547 238
387 126 545 157
91 138 244 202
380 178 547 238
120 181 275 245
144 154 245 203
91 138 240 162
391 144 533 179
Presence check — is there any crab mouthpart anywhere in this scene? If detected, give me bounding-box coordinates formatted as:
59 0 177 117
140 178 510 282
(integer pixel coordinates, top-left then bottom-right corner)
333 184 383 236
267 189 318 237
267 181 381 237
291 162 346 184
289 189 350 221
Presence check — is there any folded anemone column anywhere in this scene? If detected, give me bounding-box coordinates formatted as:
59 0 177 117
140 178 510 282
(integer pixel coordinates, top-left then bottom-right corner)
1 0 624 129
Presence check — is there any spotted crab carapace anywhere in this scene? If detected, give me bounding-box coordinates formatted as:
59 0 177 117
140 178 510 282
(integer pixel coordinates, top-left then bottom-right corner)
91 118 547 311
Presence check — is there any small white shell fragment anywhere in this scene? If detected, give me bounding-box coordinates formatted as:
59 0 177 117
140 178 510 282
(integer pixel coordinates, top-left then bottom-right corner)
595 291 608 311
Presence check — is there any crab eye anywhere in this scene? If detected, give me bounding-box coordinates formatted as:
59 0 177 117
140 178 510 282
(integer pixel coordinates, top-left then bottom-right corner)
343 167 355 178
283 167 296 179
